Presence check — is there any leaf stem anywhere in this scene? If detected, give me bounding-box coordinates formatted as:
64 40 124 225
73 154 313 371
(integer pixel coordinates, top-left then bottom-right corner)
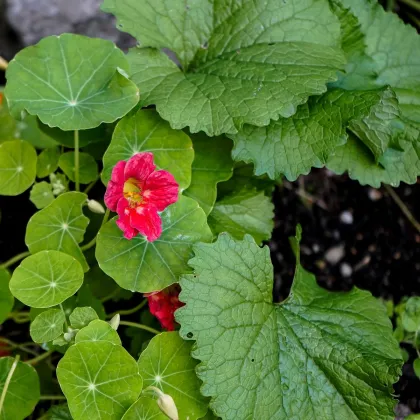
106 299 147 319
83 179 98 195
0 56 8 71
0 354 20 416
25 349 54 366
60 303 69 330
0 251 30 269
398 0 420 12
384 184 420 234
39 395 67 401
74 130 80 191
80 208 110 252
0 338 38 356
119 320 160 335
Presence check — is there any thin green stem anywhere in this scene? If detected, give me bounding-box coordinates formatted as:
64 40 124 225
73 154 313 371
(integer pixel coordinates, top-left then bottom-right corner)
60 303 69 330
0 355 20 416
106 299 147 319
83 179 98 195
100 287 120 303
0 251 30 269
80 208 110 252
74 130 80 191
384 185 420 233
25 350 54 366
399 0 420 12
39 395 67 401
119 320 160 335
0 338 38 356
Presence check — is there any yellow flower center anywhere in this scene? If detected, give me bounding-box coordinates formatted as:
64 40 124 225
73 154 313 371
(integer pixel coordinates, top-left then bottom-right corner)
123 178 143 207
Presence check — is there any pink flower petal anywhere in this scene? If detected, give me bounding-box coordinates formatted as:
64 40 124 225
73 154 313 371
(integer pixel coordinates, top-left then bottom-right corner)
129 205 162 242
124 152 156 182
115 198 137 239
143 170 179 211
111 160 126 184
104 180 123 212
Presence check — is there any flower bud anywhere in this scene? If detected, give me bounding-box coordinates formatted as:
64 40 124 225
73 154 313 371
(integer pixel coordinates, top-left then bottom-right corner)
108 314 120 331
157 392 179 420
87 199 105 214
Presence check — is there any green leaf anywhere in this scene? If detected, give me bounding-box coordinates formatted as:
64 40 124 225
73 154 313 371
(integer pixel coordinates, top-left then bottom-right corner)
414 358 420 379
102 109 193 190
184 133 233 215
57 341 143 420
121 396 166 420
123 0 345 136
25 192 90 271
230 88 399 181
9 250 84 308
59 152 98 184
5 34 139 131
138 332 208 419
76 284 106 320
19 116 59 149
30 308 66 343
43 404 72 420
0 95 18 144
69 307 98 329
75 319 121 345
208 187 274 244
0 140 37 195
176 233 402 420
0 357 40 420
402 297 420 333
0 268 14 324
37 147 60 178
30 182 55 209
96 195 212 293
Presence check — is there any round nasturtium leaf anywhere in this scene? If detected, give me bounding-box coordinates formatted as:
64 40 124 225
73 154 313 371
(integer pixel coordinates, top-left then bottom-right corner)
0 357 40 420
96 196 212 293
138 332 208 420
30 308 66 343
25 192 90 271
29 182 55 209
69 307 98 329
102 109 194 190
75 320 121 345
0 268 14 324
5 34 139 131
36 147 60 178
0 140 37 195
58 152 98 184
57 341 143 420
9 250 84 308
121 397 166 420
402 296 420 332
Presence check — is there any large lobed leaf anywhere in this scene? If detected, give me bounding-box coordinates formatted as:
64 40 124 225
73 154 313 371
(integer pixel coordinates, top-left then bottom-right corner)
104 0 346 135
176 233 402 420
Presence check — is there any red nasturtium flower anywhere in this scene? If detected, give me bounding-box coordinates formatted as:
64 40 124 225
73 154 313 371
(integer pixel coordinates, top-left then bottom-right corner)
145 285 184 331
105 152 179 242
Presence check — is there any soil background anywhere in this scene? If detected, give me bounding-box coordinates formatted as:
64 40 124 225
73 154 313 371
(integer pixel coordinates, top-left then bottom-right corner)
1 0 420 418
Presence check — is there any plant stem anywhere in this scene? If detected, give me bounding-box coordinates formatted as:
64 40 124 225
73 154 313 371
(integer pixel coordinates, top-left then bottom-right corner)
0 56 8 71
0 251 30 269
100 287 120 303
399 0 420 12
0 338 38 356
74 130 80 191
384 184 420 234
25 350 53 366
60 303 69 329
39 395 67 401
106 299 147 319
119 321 160 335
0 355 20 415
84 179 98 195
80 209 110 251
387 0 395 10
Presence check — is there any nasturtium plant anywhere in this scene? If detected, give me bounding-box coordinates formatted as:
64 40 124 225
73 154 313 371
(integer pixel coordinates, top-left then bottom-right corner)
0 0 418 418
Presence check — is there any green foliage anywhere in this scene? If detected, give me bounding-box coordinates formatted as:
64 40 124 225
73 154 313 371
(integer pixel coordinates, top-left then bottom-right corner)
0 140 37 195
30 182 55 209
138 332 208 419
75 320 121 345
5 34 139 130
37 147 60 178
30 308 66 343
121 396 166 420
59 152 98 184
0 268 13 324
0 357 40 420
402 297 420 333
96 196 212 292
9 250 84 308
177 233 402 420
69 307 98 329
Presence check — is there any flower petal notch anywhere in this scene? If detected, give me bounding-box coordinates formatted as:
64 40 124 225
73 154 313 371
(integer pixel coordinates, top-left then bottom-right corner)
105 152 179 242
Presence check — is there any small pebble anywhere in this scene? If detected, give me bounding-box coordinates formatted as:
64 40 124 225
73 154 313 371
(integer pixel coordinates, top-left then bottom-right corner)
340 263 352 278
324 244 345 265
368 188 382 201
340 211 354 225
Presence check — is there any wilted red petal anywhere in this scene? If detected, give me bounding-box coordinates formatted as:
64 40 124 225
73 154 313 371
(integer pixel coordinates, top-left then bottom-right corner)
143 170 179 212
111 160 126 184
116 198 137 239
104 180 123 212
129 205 162 242
125 152 156 182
